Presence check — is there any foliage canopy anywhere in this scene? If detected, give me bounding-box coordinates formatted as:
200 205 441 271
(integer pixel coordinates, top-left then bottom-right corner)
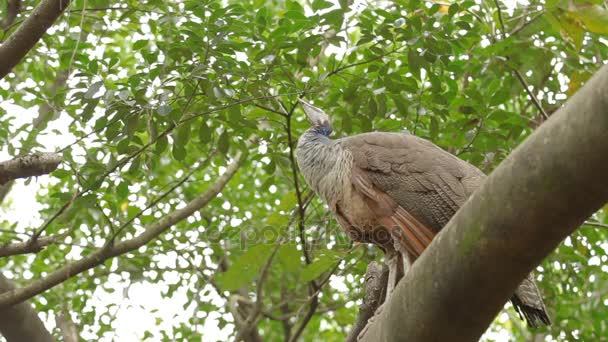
1 0 608 340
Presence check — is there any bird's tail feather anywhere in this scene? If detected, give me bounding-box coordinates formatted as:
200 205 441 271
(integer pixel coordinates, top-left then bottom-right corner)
511 273 551 328
511 295 551 328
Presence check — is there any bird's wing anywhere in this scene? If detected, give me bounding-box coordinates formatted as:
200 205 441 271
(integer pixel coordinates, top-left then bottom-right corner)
339 131 485 234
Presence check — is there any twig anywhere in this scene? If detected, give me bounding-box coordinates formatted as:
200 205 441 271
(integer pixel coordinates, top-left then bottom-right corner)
509 11 544 36
457 119 484 156
288 258 343 342
512 69 549 120
253 103 287 117
283 100 313 267
235 240 283 341
492 1 549 120
584 221 608 229
492 0 507 39
326 46 404 79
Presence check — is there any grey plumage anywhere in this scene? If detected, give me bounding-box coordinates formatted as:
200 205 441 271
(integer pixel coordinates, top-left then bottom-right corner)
296 99 550 327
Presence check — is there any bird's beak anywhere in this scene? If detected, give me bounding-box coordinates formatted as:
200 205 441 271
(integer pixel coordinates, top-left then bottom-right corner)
298 98 330 127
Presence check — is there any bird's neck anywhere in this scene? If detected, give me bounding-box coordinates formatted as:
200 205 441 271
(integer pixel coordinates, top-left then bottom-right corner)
296 129 352 206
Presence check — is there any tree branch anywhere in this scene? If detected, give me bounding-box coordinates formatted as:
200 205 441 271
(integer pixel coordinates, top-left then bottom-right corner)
345 261 388 342
584 221 608 229
358 64 608 341
0 273 53 342
55 309 79 342
0 235 61 257
0 0 21 30
0 152 61 185
0 151 245 308
491 0 549 120
0 0 72 79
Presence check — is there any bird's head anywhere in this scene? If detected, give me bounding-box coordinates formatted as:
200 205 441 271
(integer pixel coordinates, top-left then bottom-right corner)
298 98 332 136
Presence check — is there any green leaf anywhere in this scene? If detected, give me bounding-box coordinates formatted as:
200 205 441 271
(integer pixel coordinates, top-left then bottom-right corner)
117 181 130 199
172 145 186 161
157 104 172 117
448 3 459 17
199 122 212 143
277 243 301 270
85 81 104 99
489 88 510 106
217 244 274 291
227 105 241 125
52 169 71 179
133 40 148 50
155 135 168 154
174 124 191 146
218 131 229 154
301 253 339 281
408 49 425 76
116 138 131 155
312 0 333 11
567 3 608 34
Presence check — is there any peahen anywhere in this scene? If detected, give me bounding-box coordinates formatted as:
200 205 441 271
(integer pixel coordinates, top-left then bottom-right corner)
295 98 550 328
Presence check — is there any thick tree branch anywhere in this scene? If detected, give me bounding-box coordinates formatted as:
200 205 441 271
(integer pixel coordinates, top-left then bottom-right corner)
346 262 388 342
359 64 608 341
0 273 53 342
0 152 61 185
0 0 72 79
0 235 61 257
0 152 245 308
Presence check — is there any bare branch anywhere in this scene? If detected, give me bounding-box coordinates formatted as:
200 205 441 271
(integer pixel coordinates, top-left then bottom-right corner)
0 0 72 79
358 64 608 342
509 11 545 36
512 69 549 120
0 151 246 308
491 0 549 120
0 152 61 185
584 221 608 229
326 46 405 79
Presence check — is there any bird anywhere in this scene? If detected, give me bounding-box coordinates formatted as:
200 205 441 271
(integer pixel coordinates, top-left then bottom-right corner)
295 98 550 328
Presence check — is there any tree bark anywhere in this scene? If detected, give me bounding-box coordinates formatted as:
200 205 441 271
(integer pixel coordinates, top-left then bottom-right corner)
346 261 388 342
0 0 72 79
0 152 61 185
0 274 53 342
358 64 608 341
